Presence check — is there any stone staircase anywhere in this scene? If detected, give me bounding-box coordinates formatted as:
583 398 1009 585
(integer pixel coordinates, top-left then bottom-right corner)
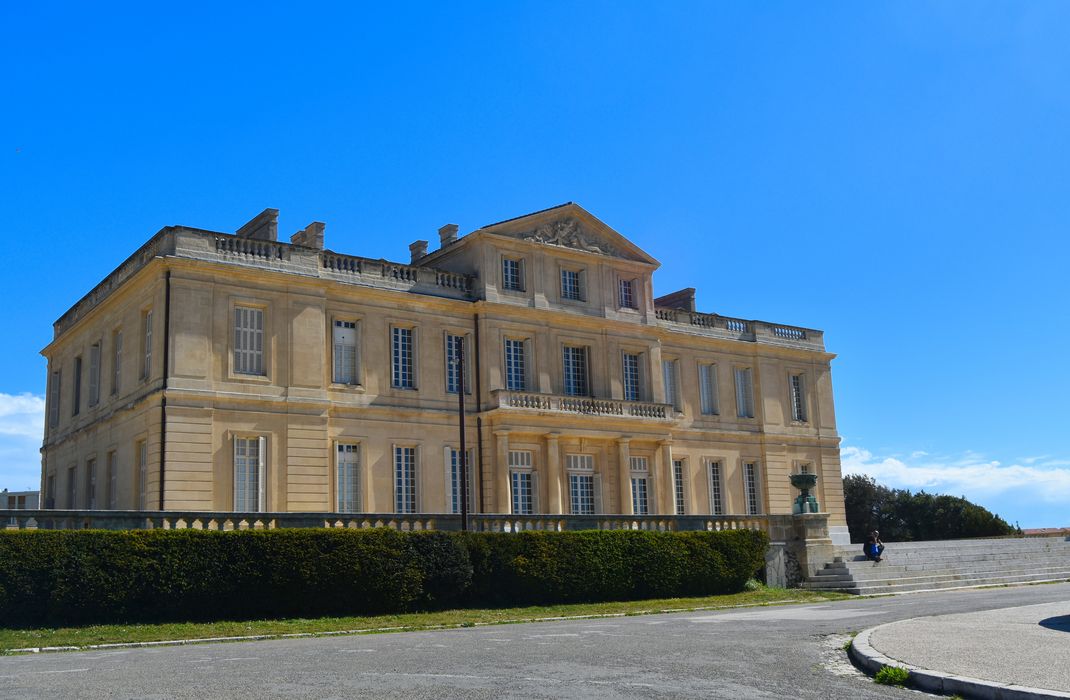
804 536 1070 595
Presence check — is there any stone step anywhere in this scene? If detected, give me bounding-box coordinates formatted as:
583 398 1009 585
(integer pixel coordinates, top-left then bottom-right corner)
835 544 1070 560
828 554 1070 574
835 548 1070 564
806 565 1070 587
831 572 1070 595
833 537 1068 554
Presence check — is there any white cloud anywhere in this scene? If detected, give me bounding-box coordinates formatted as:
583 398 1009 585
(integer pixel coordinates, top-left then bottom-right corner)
0 392 45 491
841 444 1070 504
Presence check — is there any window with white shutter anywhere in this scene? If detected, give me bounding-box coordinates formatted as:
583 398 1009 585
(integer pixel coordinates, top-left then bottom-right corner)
141 309 153 380
234 436 266 512
137 440 147 510
48 369 61 428
111 330 123 395
234 307 265 375
333 321 359 384
336 443 360 513
88 342 101 406
699 364 719 415
106 451 117 509
663 359 679 409
735 367 754 418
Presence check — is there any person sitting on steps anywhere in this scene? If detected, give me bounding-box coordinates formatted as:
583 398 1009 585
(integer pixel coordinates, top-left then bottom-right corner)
864 530 885 563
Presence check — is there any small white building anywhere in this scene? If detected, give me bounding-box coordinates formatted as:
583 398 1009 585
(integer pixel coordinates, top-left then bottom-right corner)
1 489 40 510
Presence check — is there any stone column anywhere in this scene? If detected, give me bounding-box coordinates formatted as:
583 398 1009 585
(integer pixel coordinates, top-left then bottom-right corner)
544 433 561 514
658 439 674 515
617 438 632 515
495 430 511 514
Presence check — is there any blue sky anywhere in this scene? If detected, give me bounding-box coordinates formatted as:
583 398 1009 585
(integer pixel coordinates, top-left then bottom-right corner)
2 2 1068 527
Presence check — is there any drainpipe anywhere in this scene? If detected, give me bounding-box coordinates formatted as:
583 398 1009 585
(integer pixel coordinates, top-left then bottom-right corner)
158 270 171 510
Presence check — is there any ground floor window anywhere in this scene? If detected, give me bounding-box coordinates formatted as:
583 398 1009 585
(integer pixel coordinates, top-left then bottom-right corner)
234 436 265 512
567 454 597 515
509 450 535 515
336 443 360 513
743 461 761 515
394 446 418 514
673 459 686 515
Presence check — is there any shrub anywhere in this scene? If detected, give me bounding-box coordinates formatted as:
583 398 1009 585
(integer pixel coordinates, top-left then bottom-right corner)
0 527 768 627
874 665 910 686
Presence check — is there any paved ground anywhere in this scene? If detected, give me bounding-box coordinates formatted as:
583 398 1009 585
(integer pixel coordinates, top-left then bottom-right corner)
868 600 1070 694
2 582 1068 699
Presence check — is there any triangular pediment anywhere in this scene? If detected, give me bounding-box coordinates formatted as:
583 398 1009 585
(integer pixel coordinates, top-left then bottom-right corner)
478 203 659 266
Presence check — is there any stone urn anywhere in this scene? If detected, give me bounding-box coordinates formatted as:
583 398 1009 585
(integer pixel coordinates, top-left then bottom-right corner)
789 472 819 514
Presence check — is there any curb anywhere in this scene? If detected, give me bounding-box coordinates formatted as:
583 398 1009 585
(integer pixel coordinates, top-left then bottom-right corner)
850 623 1070 700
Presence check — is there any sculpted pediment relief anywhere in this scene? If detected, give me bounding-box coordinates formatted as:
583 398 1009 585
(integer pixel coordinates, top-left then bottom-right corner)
520 218 621 257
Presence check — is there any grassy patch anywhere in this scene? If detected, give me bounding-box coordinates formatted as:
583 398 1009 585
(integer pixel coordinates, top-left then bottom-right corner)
874 665 910 686
0 587 849 652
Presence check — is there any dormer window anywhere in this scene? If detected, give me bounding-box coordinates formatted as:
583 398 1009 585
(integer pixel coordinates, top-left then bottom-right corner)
560 268 585 301
502 257 524 291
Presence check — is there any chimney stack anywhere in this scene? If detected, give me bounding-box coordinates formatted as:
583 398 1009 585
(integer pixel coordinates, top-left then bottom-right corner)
438 223 459 248
236 208 279 241
290 222 325 249
409 240 429 263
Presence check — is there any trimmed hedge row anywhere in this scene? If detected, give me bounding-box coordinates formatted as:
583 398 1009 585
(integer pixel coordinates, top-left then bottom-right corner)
0 528 767 627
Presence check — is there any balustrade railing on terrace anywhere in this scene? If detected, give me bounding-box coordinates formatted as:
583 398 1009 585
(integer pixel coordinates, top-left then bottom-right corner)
493 390 674 420
654 307 823 349
1 510 769 534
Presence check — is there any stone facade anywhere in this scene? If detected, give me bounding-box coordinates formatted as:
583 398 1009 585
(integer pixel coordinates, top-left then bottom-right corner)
39 203 846 539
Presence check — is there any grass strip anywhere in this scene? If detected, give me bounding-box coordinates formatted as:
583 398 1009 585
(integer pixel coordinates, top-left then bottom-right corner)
0 587 849 653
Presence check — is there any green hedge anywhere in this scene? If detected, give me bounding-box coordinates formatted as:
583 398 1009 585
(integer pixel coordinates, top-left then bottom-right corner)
0 528 767 627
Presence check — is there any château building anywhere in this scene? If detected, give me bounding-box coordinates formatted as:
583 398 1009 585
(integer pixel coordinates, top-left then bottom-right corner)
40 203 848 543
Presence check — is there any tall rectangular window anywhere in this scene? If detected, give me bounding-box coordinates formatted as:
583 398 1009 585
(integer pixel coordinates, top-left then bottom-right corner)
137 440 147 510
673 459 686 515
234 307 265 375
509 450 534 515
336 443 360 513
392 327 415 389
48 369 61 428
141 310 153 380
111 330 123 395
622 352 641 401
663 359 679 409
88 342 101 406
790 374 807 422
618 278 636 309
502 257 524 291
67 465 76 509
447 447 474 514
699 364 719 415
106 451 117 509
743 461 761 515
567 454 596 515
563 346 589 396
504 338 527 391
46 474 55 509
630 456 649 516
708 461 724 515
394 446 417 514
85 458 96 509
445 333 469 394
735 367 754 418
333 320 358 384
234 436 265 512
72 356 82 416
560 268 583 301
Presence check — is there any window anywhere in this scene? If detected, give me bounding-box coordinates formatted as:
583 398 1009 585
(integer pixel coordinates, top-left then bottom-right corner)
137 440 147 510
743 461 761 515
673 459 687 515
699 364 719 415
447 447 474 514
445 333 469 394
502 257 524 291
790 374 807 422
618 278 636 309
630 456 649 516
336 443 360 513
85 458 96 509
46 474 55 509
622 352 641 401
234 436 265 512
563 346 589 396
141 309 153 380
504 338 527 391
708 461 724 515
391 327 415 389
394 446 417 513
67 465 76 509
88 342 101 406
72 356 82 416
509 450 535 515
663 359 679 410
560 268 584 301
234 307 265 375
48 369 61 428
333 320 359 385
106 451 117 509
567 454 598 515
735 367 754 418
111 330 123 395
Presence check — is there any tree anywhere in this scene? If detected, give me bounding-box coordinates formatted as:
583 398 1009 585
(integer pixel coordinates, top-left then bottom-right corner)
842 474 1017 543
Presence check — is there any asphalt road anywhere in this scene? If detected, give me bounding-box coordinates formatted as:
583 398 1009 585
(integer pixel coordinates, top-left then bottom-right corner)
3 582 1068 699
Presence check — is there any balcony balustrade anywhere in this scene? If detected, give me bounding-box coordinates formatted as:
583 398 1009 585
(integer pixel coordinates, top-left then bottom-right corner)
492 390 675 421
